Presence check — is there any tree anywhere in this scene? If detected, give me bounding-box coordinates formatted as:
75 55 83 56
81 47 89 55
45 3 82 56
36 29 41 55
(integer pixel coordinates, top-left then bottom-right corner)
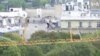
32 0 49 8
38 44 56 54
8 0 26 8
32 0 41 8
0 37 21 56
18 46 28 56
1 46 21 56
40 0 49 6
92 40 100 49
0 4 5 11
30 31 70 40
46 43 98 56
26 46 44 56
92 39 100 56
3 33 23 41
3 33 27 56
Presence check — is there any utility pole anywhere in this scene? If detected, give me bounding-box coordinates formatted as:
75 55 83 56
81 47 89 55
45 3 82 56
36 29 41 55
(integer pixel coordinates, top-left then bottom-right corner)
96 27 99 38
78 27 82 40
70 27 73 42
55 0 58 4
22 18 29 42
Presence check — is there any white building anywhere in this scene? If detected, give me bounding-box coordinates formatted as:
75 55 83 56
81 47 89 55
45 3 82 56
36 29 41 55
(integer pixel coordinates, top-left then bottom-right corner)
0 8 27 18
0 8 28 35
60 0 100 33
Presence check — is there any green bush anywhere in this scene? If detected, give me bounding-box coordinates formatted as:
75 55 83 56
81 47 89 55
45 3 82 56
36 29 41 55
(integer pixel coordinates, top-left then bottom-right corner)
0 4 5 11
25 46 44 56
30 31 70 40
46 43 98 56
81 33 97 38
3 33 23 41
92 40 100 49
38 44 56 54
0 37 21 56
72 34 80 39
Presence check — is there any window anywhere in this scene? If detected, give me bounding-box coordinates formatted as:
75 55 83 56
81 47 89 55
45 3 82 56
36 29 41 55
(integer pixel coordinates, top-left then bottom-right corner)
25 0 33 2
84 6 86 9
88 21 92 28
66 5 69 11
74 0 77 2
73 6 74 10
85 3 87 5
8 19 11 23
0 20 2 23
68 21 71 28
78 2 82 9
70 5 73 11
84 2 89 9
97 22 100 28
79 22 82 28
0 20 2 27
87 5 89 9
10 9 13 11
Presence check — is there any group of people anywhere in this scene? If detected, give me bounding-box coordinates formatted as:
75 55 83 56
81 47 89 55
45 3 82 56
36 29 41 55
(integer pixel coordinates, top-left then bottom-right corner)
45 18 59 29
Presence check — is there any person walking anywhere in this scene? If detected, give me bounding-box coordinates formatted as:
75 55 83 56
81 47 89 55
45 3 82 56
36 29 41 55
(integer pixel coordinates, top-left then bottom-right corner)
45 19 50 28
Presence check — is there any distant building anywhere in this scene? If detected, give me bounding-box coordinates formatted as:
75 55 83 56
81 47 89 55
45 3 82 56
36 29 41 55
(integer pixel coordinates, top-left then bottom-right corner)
0 8 27 18
0 8 27 35
60 0 100 33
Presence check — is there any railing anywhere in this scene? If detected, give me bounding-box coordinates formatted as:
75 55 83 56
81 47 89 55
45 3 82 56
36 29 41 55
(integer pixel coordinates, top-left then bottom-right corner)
0 37 99 46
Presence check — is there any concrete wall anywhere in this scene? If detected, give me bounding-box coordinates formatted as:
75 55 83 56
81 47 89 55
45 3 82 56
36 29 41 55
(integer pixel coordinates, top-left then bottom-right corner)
61 20 99 29
60 20 99 34
25 5 62 17
61 20 68 28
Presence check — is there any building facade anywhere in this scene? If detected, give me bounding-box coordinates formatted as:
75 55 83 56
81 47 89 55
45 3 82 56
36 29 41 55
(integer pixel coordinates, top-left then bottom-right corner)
60 0 100 33
0 8 27 35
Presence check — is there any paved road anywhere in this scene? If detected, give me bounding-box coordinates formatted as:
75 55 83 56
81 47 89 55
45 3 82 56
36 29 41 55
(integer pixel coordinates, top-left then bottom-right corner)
23 17 60 40
24 23 47 39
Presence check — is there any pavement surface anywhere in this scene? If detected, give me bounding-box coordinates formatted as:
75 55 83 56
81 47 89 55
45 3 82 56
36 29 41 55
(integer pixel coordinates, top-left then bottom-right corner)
24 23 47 39
24 17 60 40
